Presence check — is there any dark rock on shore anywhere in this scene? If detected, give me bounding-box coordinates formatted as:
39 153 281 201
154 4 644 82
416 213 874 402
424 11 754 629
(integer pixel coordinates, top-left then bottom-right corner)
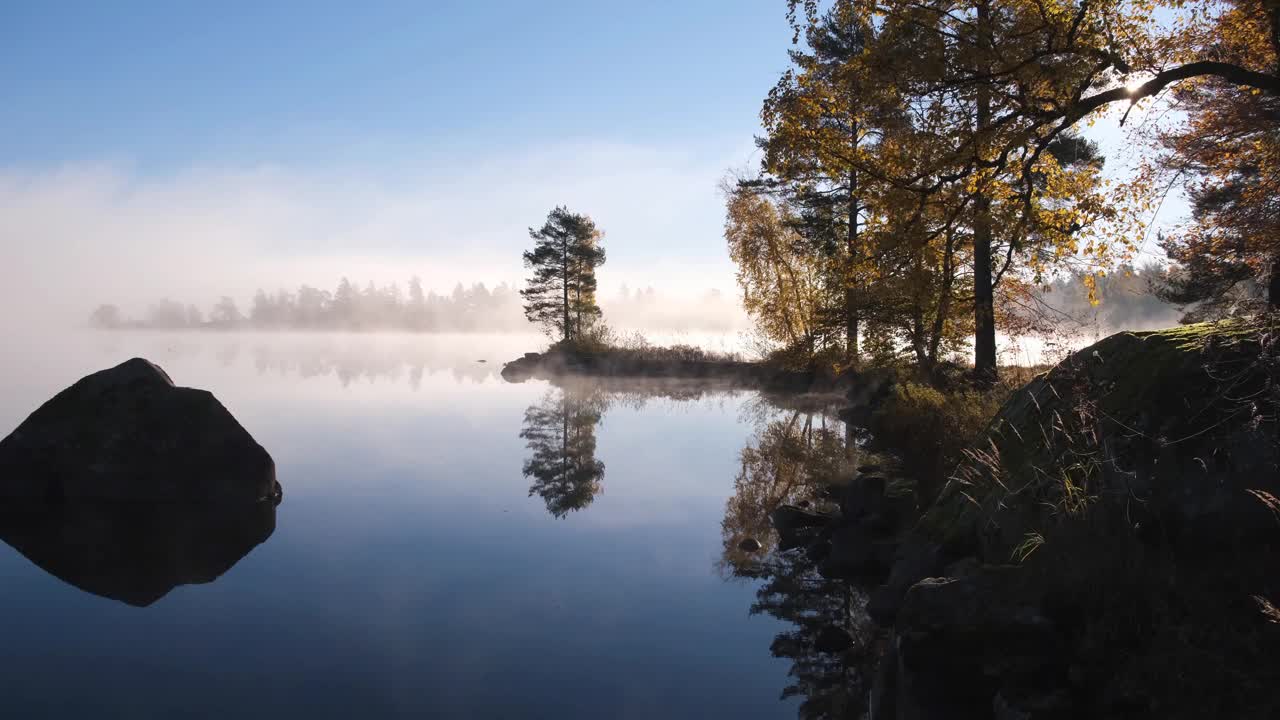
921 322 1280 554
0 358 277 504
867 537 947 626
891 568 1070 720
819 523 883 579
770 504 834 533
863 321 1280 719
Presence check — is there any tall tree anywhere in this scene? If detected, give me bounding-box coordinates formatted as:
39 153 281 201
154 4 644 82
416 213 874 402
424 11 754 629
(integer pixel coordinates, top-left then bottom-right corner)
333 277 357 329
89 304 122 329
1145 1 1280 313
775 0 1116 378
210 296 243 327
406 276 427 331
520 206 606 343
760 3 895 364
725 184 838 361
970 0 998 381
568 227 606 337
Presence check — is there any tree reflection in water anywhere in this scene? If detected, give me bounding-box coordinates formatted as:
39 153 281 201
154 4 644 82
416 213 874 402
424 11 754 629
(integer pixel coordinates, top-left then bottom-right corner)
721 403 881 720
514 382 884 718
520 386 608 517
518 377 749 519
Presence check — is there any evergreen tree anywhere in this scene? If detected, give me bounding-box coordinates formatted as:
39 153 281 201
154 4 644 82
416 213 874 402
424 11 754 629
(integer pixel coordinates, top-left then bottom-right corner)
210 296 243 327
407 276 427 330
250 289 272 328
568 230 605 338
333 277 357 328
89 304 122 329
520 206 606 342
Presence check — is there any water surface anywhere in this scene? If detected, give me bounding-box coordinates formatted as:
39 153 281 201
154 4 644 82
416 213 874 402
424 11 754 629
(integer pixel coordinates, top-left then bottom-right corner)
0 332 857 719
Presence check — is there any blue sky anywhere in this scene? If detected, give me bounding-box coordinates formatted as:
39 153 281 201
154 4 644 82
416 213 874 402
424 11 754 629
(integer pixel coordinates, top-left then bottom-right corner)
1 1 1176 323
2 1 785 169
2 1 798 318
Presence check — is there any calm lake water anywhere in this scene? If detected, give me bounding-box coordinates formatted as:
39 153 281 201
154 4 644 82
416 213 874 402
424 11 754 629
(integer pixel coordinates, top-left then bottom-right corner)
0 332 859 719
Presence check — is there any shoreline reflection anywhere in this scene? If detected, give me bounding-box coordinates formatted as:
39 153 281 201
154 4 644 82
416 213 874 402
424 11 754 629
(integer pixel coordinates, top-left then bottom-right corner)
720 406 881 720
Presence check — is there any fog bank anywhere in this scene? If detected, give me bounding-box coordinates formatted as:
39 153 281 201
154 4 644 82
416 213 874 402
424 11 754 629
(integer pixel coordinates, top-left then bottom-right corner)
1 140 748 333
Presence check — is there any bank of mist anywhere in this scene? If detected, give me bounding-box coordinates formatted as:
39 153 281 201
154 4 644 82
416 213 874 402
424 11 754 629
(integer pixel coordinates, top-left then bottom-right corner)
86 278 750 338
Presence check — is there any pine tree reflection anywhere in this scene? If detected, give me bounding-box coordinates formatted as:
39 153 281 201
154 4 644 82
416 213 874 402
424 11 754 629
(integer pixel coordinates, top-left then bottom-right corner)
520 386 608 518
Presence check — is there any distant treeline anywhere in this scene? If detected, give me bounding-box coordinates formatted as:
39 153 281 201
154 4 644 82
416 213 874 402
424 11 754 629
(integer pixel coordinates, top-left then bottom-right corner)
1032 263 1183 333
89 277 743 333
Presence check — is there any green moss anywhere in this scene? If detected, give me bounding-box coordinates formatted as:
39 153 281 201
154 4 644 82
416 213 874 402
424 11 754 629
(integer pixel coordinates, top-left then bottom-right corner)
917 319 1268 551
885 476 917 499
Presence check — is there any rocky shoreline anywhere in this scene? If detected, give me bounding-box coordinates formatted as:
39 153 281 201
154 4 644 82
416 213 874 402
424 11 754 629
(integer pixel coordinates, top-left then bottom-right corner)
503 323 1280 718
763 321 1280 720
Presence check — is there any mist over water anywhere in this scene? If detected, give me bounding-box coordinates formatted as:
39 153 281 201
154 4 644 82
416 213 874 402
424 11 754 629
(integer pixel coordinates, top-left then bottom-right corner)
0 330 817 719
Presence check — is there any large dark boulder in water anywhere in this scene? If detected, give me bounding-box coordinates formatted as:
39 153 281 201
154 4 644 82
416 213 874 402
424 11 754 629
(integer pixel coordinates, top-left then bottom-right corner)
0 499 277 606
0 358 276 503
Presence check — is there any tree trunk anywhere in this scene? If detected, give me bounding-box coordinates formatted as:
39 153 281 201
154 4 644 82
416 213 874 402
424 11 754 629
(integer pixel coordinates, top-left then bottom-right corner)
561 397 569 482
910 248 928 367
1271 7 1280 310
1269 254 1280 309
927 229 957 369
1268 1 1280 69
846 121 861 365
973 1 997 383
912 312 928 368
562 240 571 344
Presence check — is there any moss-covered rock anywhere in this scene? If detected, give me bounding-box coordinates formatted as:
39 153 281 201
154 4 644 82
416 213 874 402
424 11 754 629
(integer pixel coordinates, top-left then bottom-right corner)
871 320 1280 719
921 319 1280 557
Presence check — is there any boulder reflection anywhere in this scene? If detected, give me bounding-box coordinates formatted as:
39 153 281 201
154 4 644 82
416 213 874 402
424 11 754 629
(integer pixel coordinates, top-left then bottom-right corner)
0 500 277 607
721 406 880 720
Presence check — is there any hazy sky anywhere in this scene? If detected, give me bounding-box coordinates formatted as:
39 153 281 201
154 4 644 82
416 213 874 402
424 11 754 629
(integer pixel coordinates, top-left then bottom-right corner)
1 1 1179 324
2 1 806 321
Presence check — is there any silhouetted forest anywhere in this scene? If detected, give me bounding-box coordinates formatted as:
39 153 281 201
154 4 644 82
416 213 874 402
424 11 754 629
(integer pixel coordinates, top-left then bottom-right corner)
1027 263 1183 333
89 278 744 333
